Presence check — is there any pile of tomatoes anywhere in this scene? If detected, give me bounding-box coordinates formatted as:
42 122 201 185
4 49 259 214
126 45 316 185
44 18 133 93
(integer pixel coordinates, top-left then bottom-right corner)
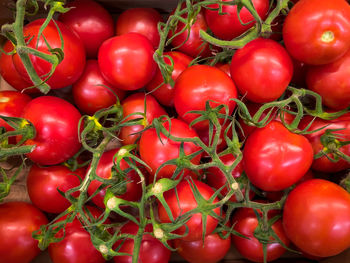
1 0 350 262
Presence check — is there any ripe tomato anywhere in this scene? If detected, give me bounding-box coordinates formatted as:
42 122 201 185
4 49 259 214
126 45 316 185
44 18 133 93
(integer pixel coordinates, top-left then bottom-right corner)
174 65 237 131
20 96 82 165
59 0 114 58
98 33 156 91
26 164 85 214
12 19 86 90
204 0 269 40
306 49 350 110
214 62 231 77
158 179 220 241
243 121 313 191
146 51 193 107
283 179 350 257
72 60 125 115
283 0 350 65
230 38 293 103
116 8 163 49
0 202 48 263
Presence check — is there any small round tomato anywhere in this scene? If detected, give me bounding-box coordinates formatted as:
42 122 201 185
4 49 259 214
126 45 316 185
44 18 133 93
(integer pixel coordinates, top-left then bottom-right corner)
59 0 114 58
158 179 220 241
283 179 350 257
230 38 293 103
0 202 48 263
98 33 156 91
283 0 350 65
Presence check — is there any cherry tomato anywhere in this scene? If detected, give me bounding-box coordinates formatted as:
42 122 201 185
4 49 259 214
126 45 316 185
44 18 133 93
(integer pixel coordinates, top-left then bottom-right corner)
283 179 350 257
59 0 114 58
0 202 48 263
283 0 350 65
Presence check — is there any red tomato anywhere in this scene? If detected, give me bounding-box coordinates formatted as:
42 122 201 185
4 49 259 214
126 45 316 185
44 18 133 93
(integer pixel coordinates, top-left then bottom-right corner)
243 121 313 191
98 33 156 91
59 0 114 58
283 179 350 257
26 164 85 214
283 0 350 65
291 59 307 87
204 0 269 40
232 206 290 263
20 96 82 165
0 202 48 263
87 148 142 209
174 65 237 130
120 93 167 145
158 179 220 241
306 49 350 110
214 62 231 77
146 51 193 107
116 8 163 49
139 118 202 182
230 38 293 103
72 60 125 115
13 19 86 90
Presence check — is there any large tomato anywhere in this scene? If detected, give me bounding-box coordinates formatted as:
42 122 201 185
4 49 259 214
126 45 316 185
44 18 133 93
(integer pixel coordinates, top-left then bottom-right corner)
243 121 313 191
59 0 114 58
283 179 350 257
158 179 220 242
283 0 350 65
0 202 48 263
12 19 86 90
20 96 82 165
230 38 293 103
98 33 156 91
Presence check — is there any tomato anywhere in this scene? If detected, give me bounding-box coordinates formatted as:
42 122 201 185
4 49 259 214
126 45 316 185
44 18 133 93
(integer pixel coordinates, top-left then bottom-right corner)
204 0 269 40
283 179 350 257
174 65 237 131
299 113 350 173
306 49 350 110
120 93 166 145
243 121 313 191
230 38 293 103
72 60 125 115
12 19 86 90
59 0 114 58
113 221 171 263
26 164 85 214
158 179 220 241
232 206 290 263
139 118 202 182
116 8 163 49
20 96 82 165
283 0 350 65
98 33 156 91
87 148 142 209
0 202 48 263
146 51 193 107
214 62 231 77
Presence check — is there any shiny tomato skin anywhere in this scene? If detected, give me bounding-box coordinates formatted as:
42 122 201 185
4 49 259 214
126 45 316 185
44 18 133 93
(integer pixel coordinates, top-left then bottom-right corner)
174 65 237 131
116 8 163 49
214 62 231 77
306 49 350 110
72 60 125 115
283 0 350 65
283 179 350 257
0 202 48 263
98 33 156 91
13 19 86 90
158 179 220 242
59 0 114 58
243 121 313 191
120 93 167 145
230 38 293 103
204 0 269 40
20 96 82 166
146 51 193 107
